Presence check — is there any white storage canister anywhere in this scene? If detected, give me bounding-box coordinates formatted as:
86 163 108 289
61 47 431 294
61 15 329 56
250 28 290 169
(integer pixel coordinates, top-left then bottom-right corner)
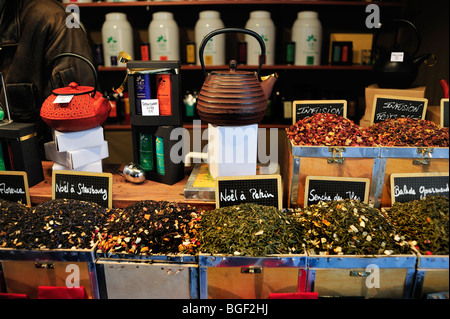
292 11 322 66
148 12 180 61
101 12 134 67
195 11 225 65
245 11 275 65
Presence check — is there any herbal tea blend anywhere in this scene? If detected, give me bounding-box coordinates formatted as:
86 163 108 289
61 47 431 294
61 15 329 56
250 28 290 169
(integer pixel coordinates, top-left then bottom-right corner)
292 199 411 255
1 199 110 250
286 113 375 146
385 196 449 255
366 118 449 147
199 203 304 257
97 200 203 255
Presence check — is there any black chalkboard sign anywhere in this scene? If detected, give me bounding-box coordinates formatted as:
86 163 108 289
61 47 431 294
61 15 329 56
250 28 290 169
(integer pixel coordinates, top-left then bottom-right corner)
441 98 449 128
390 172 449 204
371 95 428 125
293 100 347 123
304 176 370 207
0 171 30 206
215 175 282 209
52 170 113 208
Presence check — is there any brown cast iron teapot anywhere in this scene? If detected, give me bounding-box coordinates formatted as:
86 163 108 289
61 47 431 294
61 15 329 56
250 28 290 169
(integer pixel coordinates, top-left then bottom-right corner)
40 53 110 132
372 19 435 89
196 28 277 126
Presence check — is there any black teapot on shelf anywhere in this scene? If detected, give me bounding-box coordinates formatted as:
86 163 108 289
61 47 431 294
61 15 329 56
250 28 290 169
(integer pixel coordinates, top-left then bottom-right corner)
372 19 436 89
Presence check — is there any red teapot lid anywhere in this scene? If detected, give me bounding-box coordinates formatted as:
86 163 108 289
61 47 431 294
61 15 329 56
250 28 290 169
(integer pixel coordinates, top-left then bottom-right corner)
52 82 95 96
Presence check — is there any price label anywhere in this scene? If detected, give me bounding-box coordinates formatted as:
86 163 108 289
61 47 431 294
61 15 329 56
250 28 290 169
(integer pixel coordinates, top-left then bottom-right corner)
53 95 74 104
142 99 160 116
390 52 404 62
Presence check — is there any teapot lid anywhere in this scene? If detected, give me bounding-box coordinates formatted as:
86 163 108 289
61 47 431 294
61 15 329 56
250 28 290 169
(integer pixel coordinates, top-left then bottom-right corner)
210 60 256 77
53 82 96 96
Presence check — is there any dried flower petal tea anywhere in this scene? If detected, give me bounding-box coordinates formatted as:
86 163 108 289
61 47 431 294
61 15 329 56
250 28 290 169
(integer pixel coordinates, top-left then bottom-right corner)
199 203 304 257
366 118 449 147
286 113 375 147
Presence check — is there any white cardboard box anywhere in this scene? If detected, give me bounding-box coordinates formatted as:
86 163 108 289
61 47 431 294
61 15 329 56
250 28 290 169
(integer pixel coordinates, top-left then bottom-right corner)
207 124 257 179
52 160 103 173
53 126 105 152
44 140 109 169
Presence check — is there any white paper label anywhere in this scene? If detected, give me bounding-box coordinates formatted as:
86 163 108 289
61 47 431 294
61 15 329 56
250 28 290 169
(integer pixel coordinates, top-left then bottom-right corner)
141 99 159 116
53 95 74 104
390 52 404 62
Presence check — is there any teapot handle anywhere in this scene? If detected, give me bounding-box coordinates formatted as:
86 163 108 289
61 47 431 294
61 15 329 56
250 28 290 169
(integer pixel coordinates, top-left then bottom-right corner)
199 27 266 78
372 19 421 59
49 52 98 98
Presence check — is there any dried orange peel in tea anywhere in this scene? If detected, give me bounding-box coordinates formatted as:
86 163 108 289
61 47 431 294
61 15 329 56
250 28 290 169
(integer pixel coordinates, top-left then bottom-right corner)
291 199 411 255
1 199 111 250
199 203 304 257
0 199 31 248
97 200 203 255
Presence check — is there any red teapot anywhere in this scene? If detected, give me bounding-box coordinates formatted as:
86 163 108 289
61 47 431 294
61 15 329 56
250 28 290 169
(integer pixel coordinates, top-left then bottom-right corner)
40 53 110 132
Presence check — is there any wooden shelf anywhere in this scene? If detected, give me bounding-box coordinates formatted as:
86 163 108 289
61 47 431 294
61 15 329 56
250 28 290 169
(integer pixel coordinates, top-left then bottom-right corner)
66 1 404 8
103 122 291 130
99 64 373 71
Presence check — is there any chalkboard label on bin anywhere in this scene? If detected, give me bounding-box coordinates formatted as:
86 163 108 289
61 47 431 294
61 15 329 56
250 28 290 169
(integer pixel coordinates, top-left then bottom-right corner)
441 98 449 128
0 171 30 206
390 172 449 204
304 176 370 207
52 170 113 208
215 175 282 209
293 100 347 123
371 94 428 125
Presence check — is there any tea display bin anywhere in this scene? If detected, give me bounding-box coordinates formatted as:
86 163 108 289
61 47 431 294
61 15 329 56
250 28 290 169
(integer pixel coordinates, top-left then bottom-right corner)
306 254 417 299
412 254 449 299
0 246 99 299
95 254 198 299
378 147 449 207
282 135 383 208
198 254 308 299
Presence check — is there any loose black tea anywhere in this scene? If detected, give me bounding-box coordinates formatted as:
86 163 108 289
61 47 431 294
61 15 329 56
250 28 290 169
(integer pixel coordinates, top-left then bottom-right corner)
199 203 304 257
97 200 203 255
292 199 411 255
0 199 31 248
1 198 111 250
384 196 449 255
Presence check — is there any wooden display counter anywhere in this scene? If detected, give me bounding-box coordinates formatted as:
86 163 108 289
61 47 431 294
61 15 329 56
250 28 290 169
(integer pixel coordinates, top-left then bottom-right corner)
28 161 215 209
